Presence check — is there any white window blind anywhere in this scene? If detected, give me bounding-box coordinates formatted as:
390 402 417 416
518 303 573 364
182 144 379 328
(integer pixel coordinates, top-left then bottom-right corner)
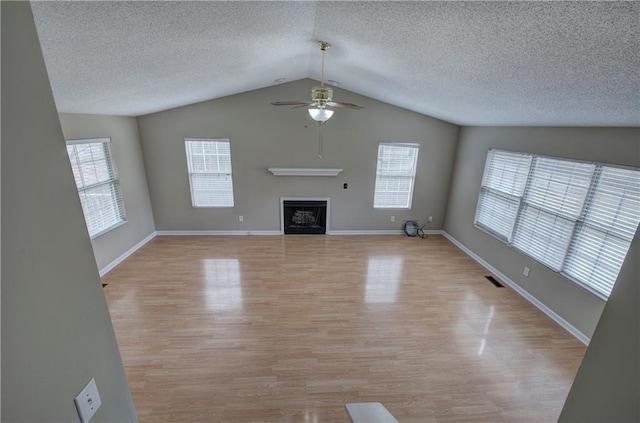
185 138 235 207
373 143 420 209
475 149 640 299
66 138 126 238
563 166 640 296
513 157 595 271
474 150 532 241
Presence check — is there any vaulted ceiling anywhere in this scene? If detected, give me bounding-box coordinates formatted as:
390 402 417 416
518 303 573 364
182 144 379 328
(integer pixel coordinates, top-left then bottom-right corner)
31 1 639 126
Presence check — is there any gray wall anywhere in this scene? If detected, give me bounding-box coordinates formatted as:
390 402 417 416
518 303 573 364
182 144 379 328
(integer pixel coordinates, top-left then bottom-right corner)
444 126 640 338
59 113 155 271
559 235 639 422
137 79 459 232
1 3 137 422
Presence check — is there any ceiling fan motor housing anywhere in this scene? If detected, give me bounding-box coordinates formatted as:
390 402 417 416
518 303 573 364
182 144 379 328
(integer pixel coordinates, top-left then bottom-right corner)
312 86 333 107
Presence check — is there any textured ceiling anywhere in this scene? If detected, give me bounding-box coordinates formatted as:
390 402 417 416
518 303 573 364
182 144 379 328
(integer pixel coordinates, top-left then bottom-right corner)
31 1 639 126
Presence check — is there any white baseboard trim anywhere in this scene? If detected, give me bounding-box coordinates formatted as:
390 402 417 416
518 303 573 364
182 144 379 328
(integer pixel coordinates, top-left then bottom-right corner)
327 229 446 236
328 230 404 235
441 232 590 345
155 230 282 236
155 229 447 236
424 230 445 235
99 231 157 277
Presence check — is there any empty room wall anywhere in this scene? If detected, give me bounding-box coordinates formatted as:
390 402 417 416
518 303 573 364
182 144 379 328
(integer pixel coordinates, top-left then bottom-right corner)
559 235 638 422
59 113 155 271
137 79 459 232
444 126 640 338
1 2 136 422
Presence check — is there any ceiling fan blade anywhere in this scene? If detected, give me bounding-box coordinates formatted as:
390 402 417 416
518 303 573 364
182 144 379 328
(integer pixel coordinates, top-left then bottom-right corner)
326 101 364 109
271 101 313 106
292 103 316 109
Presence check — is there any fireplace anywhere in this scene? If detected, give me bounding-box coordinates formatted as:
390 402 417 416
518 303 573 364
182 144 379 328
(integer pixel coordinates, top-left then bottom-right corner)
281 198 329 234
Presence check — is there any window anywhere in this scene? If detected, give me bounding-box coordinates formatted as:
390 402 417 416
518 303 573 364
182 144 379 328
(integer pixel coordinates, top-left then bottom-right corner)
474 150 532 241
564 167 640 295
185 138 234 207
475 149 640 298
373 143 420 209
512 157 595 271
66 138 126 238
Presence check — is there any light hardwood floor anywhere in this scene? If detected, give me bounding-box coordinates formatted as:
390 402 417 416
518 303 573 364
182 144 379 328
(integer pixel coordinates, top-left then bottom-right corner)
103 235 586 423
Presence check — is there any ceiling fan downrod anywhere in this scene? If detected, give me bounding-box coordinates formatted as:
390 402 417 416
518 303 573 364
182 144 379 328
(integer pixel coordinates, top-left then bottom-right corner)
318 41 330 88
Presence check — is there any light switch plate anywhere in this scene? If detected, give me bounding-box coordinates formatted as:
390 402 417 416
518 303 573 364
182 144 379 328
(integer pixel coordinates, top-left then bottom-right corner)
74 378 102 423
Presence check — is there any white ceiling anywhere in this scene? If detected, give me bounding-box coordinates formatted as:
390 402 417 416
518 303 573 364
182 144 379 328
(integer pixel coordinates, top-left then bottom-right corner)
31 1 639 126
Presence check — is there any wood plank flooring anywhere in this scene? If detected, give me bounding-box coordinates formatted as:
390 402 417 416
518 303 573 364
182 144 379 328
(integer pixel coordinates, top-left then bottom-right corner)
103 235 586 423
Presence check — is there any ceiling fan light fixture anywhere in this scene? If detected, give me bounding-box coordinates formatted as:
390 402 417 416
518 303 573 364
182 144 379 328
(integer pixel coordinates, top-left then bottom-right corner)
308 107 334 122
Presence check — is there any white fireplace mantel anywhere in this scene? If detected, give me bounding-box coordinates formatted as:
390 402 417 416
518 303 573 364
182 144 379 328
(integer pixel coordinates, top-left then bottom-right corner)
268 168 343 177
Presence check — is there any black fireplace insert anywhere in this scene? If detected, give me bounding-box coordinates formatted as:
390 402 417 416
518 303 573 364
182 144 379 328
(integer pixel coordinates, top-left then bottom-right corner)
283 200 327 234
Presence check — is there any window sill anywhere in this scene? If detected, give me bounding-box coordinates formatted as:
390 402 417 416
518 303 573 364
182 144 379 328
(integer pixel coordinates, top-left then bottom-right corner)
90 220 127 240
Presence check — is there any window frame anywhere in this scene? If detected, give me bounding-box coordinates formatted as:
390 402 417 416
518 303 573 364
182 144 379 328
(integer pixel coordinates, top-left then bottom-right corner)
66 137 127 239
184 138 235 208
373 142 420 210
475 149 640 299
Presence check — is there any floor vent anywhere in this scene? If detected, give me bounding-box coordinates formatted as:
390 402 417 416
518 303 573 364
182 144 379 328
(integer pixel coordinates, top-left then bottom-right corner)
485 276 504 288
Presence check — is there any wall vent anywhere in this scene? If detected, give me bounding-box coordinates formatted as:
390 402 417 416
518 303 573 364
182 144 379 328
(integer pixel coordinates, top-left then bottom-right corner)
484 276 504 288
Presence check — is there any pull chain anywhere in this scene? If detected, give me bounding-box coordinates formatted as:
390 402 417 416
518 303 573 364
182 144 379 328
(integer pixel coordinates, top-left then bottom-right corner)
318 122 324 158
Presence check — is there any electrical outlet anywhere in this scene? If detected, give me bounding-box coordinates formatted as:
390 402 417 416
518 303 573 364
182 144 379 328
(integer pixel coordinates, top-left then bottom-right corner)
523 267 530 277
74 378 101 423
428 216 433 223
390 216 395 222
239 215 244 222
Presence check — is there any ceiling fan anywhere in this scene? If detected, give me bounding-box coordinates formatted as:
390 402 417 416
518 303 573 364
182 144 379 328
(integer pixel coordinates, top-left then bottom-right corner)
271 41 363 157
